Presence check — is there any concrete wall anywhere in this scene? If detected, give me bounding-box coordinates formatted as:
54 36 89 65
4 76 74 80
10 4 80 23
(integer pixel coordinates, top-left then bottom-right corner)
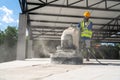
0 44 16 63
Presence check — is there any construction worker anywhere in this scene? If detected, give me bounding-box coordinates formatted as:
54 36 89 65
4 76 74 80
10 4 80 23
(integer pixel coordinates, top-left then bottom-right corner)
78 11 93 61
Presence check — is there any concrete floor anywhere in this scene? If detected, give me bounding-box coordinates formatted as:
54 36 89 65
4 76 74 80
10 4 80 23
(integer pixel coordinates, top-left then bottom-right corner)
0 58 120 80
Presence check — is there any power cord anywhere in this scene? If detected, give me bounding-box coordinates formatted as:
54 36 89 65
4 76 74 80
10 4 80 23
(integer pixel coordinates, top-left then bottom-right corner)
87 48 107 65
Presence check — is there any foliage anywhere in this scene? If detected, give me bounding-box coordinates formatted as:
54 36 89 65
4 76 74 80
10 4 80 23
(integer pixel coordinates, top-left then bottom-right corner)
0 26 18 47
0 30 5 45
94 45 119 59
115 43 120 49
5 26 18 46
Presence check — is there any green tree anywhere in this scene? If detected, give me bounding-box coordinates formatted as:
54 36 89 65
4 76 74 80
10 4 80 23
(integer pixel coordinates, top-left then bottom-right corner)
115 43 120 49
0 30 5 45
4 26 18 47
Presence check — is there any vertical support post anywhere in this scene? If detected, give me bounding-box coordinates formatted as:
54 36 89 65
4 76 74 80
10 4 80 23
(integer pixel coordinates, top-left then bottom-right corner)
46 0 48 3
16 13 27 60
27 39 34 58
86 0 88 7
66 0 68 6
105 0 107 9
26 24 34 58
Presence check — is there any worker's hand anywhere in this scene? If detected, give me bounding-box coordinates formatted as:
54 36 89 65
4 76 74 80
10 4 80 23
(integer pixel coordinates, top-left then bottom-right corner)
78 23 80 28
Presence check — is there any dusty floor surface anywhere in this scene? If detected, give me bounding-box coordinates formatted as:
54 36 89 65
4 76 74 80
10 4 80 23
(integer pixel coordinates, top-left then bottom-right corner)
0 58 120 80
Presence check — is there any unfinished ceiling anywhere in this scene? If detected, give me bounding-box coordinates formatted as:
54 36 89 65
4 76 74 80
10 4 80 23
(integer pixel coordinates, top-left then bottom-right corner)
19 0 120 42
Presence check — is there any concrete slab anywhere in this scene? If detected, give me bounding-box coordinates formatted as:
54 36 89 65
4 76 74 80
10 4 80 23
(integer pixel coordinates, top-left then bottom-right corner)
0 58 50 69
0 58 120 80
43 66 120 80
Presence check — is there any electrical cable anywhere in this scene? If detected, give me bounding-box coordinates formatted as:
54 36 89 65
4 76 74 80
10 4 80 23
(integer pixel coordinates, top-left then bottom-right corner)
87 48 120 66
87 48 108 65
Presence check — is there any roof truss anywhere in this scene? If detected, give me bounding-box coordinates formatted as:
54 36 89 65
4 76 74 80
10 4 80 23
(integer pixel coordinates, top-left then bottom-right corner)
19 0 120 43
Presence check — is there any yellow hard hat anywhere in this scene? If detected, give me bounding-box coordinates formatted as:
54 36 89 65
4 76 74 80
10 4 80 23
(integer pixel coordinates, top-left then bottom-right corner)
83 11 90 18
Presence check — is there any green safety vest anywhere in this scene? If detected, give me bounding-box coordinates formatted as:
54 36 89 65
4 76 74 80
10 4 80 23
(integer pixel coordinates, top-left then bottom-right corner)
80 21 93 38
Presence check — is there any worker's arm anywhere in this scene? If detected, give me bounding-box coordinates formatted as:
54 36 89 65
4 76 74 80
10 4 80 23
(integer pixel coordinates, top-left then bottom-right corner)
88 22 93 30
88 21 93 38
78 23 80 28
78 23 83 34
77 23 82 30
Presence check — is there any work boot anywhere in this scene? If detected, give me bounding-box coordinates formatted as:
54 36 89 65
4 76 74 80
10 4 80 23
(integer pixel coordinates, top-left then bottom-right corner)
86 58 89 61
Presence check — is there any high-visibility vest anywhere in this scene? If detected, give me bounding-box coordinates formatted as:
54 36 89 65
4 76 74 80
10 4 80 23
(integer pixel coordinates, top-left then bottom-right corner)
80 20 93 38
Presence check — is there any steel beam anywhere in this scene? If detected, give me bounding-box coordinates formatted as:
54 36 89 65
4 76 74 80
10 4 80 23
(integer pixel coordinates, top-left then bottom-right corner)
31 25 67 29
39 0 46 4
100 15 120 29
27 2 120 12
28 12 120 20
19 0 27 13
33 33 61 36
32 29 63 33
20 0 120 13
19 0 23 12
26 0 59 13
67 0 84 6
30 19 120 26
106 0 120 2
33 37 60 40
88 0 104 8
107 3 120 9
93 29 120 32
33 34 61 38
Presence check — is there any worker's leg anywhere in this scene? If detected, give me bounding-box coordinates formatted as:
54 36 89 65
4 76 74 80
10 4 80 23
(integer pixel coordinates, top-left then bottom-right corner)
80 40 85 55
85 40 91 61
80 40 88 60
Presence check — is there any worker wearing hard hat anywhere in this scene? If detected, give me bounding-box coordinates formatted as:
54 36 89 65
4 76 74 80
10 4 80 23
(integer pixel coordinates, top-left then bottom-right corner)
78 11 93 61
